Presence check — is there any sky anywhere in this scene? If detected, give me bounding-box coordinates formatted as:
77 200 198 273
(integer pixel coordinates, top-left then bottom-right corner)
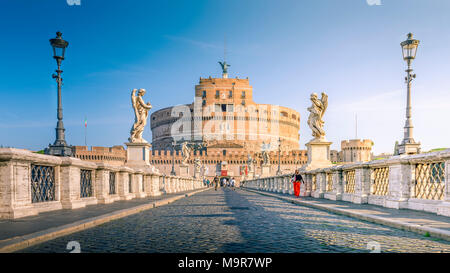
0 0 449 155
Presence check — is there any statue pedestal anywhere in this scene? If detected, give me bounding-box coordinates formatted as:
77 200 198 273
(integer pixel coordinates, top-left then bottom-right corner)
398 142 421 155
261 164 271 177
302 138 333 171
247 170 255 180
179 165 190 177
194 169 201 179
125 142 151 167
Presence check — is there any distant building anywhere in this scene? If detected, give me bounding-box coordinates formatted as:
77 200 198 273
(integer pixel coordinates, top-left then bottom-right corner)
330 139 374 163
340 139 374 163
72 146 126 166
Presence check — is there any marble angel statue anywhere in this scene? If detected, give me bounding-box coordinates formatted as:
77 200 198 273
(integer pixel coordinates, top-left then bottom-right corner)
129 88 152 143
307 92 328 139
181 142 191 166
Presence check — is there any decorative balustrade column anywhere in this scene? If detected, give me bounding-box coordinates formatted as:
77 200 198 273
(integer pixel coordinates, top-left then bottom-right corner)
352 165 370 204
438 159 450 216
300 172 311 197
330 169 343 201
312 172 326 199
385 160 413 209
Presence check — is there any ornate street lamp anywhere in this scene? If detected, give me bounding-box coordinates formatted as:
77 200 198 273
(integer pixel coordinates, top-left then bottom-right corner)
45 32 73 156
397 33 421 155
171 140 177 175
277 137 282 175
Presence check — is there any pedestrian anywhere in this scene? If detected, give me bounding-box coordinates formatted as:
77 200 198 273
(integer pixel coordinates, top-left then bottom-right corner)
292 170 304 197
206 179 210 187
214 175 219 191
230 177 235 190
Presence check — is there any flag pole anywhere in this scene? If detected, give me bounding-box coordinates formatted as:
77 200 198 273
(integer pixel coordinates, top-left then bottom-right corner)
84 116 87 147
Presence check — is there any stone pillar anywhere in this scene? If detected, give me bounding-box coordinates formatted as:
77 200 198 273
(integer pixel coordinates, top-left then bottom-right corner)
385 160 413 209
0 156 53 218
352 165 370 204
152 175 163 196
134 172 146 198
125 142 151 167
327 168 343 201
60 158 98 209
179 165 189 177
303 139 333 171
288 176 294 195
438 159 450 216
166 176 175 193
283 176 289 194
312 172 326 198
261 164 271 177
120 170 136 200
95 167 118 204
299 172 311 197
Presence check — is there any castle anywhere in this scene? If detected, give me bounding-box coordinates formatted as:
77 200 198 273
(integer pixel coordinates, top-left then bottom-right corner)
71 64 374 182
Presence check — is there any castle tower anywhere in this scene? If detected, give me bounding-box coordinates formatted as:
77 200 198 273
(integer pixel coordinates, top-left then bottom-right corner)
340 139 374 163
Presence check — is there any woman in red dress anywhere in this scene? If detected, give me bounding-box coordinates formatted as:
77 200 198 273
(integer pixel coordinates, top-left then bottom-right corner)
291 170 304 197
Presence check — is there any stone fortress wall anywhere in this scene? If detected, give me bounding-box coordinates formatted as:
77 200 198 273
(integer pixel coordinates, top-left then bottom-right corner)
150 147 308 181
72 145 126 166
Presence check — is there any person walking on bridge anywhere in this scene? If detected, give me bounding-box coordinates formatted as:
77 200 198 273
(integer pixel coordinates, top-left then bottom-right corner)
292 170 304 197
213 175 219 191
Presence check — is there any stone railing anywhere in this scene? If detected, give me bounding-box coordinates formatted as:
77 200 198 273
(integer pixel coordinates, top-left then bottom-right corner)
0 148 205 219
242 149 450 217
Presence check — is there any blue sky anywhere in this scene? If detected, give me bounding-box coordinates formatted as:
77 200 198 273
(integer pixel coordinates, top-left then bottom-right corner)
0 0 449 154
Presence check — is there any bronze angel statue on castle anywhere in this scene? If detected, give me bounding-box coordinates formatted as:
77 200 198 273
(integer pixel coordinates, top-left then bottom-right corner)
307 92 328 140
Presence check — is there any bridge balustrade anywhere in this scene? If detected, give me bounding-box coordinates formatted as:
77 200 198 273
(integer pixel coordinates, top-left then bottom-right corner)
0 148 206 219
241 149 450 217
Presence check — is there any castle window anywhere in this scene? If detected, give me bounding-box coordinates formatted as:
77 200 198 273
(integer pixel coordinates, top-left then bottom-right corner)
228 90 233 98
202 100 206 106
223 150 226 156
227 104 234 112
241 100 246 106
215 90 220 98
281 111 288 117
241 91 246 98
202 90 206 98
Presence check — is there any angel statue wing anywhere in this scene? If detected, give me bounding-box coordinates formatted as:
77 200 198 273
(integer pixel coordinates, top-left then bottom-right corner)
320 92 328 119
131 89 138 121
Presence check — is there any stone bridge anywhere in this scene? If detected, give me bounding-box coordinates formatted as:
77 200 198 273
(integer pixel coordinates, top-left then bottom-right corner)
1 148 450 253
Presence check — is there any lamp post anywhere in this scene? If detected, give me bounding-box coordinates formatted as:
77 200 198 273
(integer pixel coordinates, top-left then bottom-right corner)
45 32 73 157
277 137 282 175
397 33 421 155
171 140 177 175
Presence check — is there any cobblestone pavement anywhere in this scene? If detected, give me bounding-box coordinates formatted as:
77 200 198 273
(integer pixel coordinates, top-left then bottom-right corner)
19 188 450 253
